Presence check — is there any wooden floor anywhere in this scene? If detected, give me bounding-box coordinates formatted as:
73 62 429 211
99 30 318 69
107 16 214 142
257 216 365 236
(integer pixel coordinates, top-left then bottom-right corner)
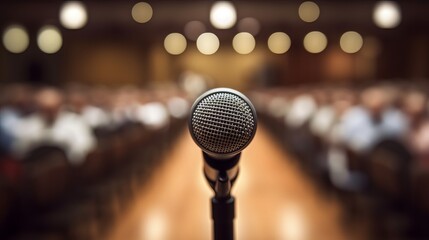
107 126 352 240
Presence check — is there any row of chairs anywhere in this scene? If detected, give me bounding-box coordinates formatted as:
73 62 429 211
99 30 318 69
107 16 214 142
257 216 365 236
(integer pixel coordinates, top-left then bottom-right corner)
252 85 429 239
0 103 187 240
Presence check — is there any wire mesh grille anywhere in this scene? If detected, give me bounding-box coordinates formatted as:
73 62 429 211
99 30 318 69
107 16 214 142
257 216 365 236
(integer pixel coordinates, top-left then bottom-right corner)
191 91 256 154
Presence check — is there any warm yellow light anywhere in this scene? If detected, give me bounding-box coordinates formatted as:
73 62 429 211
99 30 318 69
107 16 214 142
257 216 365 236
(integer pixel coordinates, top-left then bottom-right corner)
196 33 220 55
268 32 291 54
303 31 327 53
373 1 401 29
164 33 187 55
59 1 88 29
232 32 255 55
184 21 206 41
2 25 29 53
238 17 260 36
132 2 153 23
210 1 237 29
298 1 320 23
37 26 63 54
340 31 363 54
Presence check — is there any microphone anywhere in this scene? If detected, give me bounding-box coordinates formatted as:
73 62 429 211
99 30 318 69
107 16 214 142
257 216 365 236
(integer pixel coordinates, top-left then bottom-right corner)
189 88 257 240
188 87 257 197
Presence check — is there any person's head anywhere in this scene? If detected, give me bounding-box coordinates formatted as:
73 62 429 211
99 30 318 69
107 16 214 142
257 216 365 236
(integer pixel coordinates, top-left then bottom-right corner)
361 86 387 120
88 86 111 109
331 87 356 116
312 89 329 106
66 89 87 114
35 87 63 123
1 83 34 114
402 89 427 119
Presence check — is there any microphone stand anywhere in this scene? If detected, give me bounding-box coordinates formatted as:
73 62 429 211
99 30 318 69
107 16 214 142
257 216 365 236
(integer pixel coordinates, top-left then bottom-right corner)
203 153 239 240
212 172 235 240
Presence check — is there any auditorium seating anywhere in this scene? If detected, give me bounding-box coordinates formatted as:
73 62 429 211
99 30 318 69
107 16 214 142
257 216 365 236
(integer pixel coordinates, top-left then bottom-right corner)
253 82 429 239
0 84 190 239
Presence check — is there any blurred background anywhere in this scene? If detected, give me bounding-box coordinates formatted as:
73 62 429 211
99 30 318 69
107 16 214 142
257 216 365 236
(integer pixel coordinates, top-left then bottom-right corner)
0 0 429 239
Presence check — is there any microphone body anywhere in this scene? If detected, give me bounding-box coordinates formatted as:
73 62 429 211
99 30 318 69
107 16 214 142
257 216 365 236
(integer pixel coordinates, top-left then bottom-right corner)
189 88 257 240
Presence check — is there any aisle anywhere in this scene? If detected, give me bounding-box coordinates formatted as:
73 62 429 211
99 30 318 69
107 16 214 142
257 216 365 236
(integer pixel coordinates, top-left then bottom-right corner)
108 126 348 240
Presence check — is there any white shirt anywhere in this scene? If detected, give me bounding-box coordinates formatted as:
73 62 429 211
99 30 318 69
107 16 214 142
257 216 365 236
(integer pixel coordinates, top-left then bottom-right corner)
309 105 336 139
135 102 169 130
166 97 190 119
81 105 112 129
267 97 289 118
13 111 96 165
338 106 408 153
285 95 317 128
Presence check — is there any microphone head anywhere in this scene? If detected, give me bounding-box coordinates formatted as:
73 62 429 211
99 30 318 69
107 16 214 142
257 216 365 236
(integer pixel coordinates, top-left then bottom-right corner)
189 88 257 159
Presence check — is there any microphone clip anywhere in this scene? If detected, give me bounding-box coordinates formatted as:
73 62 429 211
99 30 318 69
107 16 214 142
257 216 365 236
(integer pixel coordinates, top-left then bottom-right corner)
203 152 240 199
214 171 231 199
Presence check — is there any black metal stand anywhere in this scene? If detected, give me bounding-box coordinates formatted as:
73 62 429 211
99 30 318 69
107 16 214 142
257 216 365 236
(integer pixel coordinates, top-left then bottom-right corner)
212 196 235 240
203 153 240 240
210 170 235 240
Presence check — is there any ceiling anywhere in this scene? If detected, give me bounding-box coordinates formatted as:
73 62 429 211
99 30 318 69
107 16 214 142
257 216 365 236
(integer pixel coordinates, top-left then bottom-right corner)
0 1 428 41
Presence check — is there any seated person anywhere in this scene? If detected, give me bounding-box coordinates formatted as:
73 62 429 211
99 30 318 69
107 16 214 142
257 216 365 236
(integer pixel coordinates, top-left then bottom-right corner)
12 87 96 165
339 86 408 154
66 86 112 130
327 86 407 190
0 83 34 155
402 89 429 167
285 92 317 128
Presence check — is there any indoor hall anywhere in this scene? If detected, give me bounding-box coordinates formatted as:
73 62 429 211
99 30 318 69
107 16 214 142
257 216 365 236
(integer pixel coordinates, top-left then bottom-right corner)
1 1 429 240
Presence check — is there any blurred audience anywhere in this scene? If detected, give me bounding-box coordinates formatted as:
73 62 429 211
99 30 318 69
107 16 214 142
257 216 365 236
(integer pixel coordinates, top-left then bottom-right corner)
12 87 95 165
135 91 170 130
0 83 191 165
402 89 429 167
339 86 408 154
0 82 191 239
253 81 429 238
0 84 33 156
